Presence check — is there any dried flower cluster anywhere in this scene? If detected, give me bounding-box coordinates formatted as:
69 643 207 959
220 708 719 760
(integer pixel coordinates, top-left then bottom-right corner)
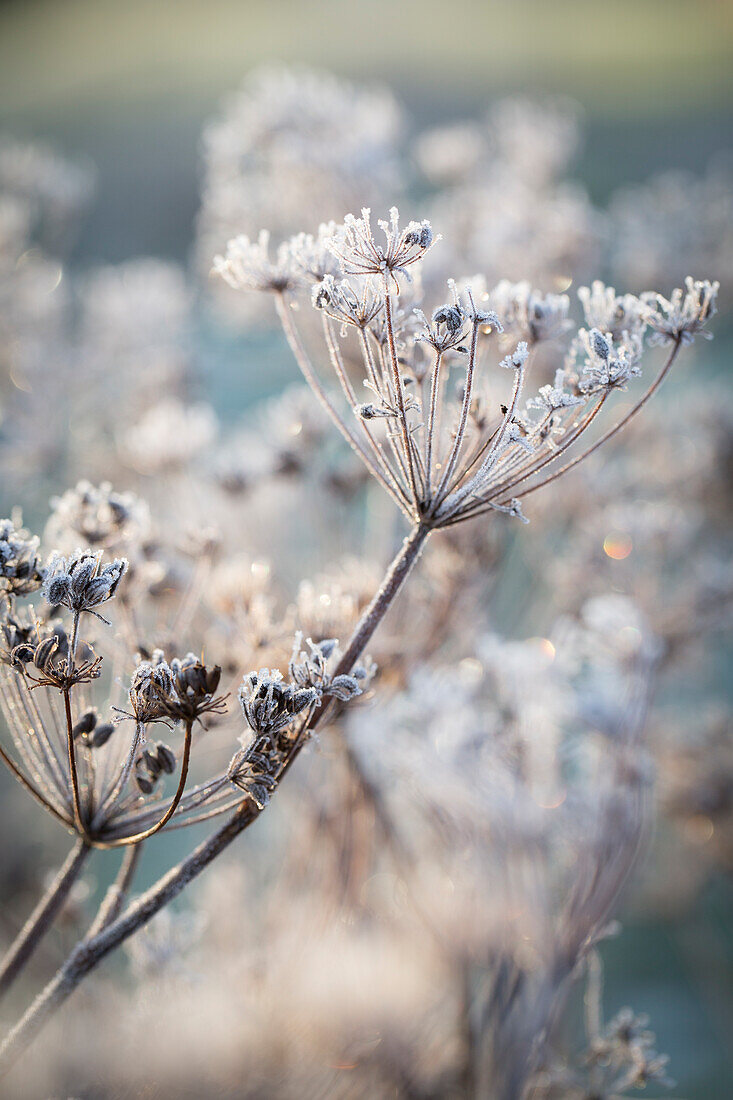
0 66 729 1099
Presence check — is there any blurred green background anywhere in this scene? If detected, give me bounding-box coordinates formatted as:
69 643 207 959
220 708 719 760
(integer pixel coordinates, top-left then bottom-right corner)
1 1 732 1095
1 0 732 263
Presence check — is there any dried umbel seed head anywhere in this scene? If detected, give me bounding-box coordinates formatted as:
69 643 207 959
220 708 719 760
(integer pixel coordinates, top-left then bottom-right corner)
0 609 36 665
575 328 643 393
489 279 572 344
46 480 150 554
311 273 384 330
499 341 530 371
288 634 369 704
326 207 437 284
11 628 102 690
164 654 226 723
238 669 318 738
42 550 128 620
642 276 719 346
212 229 300 295
228 732 280 809
0 518 44 597
578 281 647 340
433 304 464 334
128 652 176 725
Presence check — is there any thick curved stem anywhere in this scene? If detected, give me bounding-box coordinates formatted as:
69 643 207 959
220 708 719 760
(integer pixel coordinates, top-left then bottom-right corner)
0 839 89 998
96 721 193 848
330 522 430 679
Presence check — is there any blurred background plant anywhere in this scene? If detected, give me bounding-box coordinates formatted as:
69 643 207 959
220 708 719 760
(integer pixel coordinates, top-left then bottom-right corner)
0 1 731 1096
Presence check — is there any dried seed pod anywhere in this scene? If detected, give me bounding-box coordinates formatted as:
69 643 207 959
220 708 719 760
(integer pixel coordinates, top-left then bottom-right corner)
326 674 362 702
72 710 97 739
134 772 155 796
42 551 128 618
155 743 177 775
34 636 59 673
142 748 163 778
91 722 114 749
10 642 35 667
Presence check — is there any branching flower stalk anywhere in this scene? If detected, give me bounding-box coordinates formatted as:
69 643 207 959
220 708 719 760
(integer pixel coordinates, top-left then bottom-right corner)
0 209 718 1074
215 208 716 536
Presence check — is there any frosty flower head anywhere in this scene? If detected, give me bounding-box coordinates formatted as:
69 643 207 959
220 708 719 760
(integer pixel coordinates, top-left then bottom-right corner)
415 283 502 354
414 301 469 354
0 518 44 597
526 367 584 412
12 626 103 691
43 550 128 620
212 229 300 295
0 606 37 666
128 651 177 726
327 207 436 286
228 732 279 809
642 276 719 346
432 304 464 334
238 668 318 739
217 207 717 535
311 273 384 331
45 481 150 555
578 281 647 340
576 328 643 393
284 223 343 284
490 279 572 344
165 653 226 723
289 633 367 702
499 341 530 371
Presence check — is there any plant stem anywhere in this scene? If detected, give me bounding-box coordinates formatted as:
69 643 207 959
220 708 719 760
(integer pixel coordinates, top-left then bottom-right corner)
0 839 89 999
85 844 143 938
94 720 193 849
0 804 254 1071
331 522 430 679
383 284 421 509
0 521 431 1072
62 689 88 839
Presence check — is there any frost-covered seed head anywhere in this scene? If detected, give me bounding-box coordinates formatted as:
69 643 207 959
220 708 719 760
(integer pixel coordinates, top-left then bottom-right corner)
42 551 128 616
0 518 44 597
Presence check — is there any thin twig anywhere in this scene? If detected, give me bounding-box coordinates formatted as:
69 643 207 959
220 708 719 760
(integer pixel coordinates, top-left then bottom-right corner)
432 311 481 509
62 689 88 839
506 337 683 502
383 284 420 510
85 844 143 938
